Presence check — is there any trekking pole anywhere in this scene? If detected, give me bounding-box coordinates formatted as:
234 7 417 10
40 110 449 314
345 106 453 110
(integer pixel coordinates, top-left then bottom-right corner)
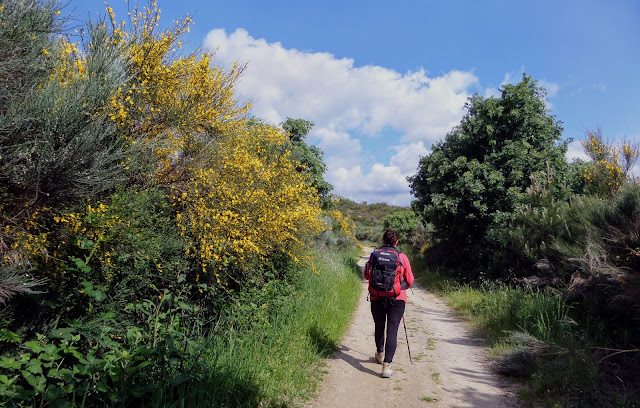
402 314 413 364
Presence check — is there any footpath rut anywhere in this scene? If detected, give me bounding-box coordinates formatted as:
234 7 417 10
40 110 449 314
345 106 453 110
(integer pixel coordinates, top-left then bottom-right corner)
307 248 520 408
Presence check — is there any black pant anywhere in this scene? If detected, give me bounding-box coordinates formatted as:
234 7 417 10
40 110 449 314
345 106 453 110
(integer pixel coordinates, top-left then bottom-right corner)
370 298 405 364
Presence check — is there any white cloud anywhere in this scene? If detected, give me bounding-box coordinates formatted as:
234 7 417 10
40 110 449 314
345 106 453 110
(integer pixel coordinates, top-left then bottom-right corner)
204 28 480 205
486 69 559 103
501 72 515 87
484 87 500 98
499 69 560 110
390 142 430 175
313 127 358 152
566 139 589 162
330 164 411 206
630 162 640 180
315 127 362 170
539 79 560 97
594 81 607 93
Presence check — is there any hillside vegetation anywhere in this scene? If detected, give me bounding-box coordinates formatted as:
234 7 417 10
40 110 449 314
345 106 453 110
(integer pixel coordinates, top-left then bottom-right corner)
1 2 639 408
0 2 361 406
332 198 423 246
407 76 640 407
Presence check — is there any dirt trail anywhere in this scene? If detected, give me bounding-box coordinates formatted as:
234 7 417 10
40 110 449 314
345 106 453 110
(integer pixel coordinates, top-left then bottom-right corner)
307 248 520 408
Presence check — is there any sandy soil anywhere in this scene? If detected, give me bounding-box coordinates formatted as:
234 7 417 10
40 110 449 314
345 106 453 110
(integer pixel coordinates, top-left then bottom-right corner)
306 248 521 408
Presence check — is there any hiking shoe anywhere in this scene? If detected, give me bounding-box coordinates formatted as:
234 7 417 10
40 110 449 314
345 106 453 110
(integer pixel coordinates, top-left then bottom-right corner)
375 352 384 365
381 362 393 378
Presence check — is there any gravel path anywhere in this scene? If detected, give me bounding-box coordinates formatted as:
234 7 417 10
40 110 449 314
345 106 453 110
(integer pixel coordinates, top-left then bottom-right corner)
307 248 521 408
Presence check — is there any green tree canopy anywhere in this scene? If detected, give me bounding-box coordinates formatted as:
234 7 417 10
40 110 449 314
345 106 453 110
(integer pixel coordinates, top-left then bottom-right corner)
281 117 333 202
382 209 421 239
282 118 314 143
408 74 569 277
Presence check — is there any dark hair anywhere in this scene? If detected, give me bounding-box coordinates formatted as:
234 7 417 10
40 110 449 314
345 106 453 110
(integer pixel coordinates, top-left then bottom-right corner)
382 229 399 247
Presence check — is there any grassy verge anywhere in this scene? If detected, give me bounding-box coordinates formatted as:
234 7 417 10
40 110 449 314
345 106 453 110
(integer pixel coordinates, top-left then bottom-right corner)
410 251 639 408
171 246 363 408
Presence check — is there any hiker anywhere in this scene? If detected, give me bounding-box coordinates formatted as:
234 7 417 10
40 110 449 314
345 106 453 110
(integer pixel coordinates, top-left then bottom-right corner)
364 229 414 378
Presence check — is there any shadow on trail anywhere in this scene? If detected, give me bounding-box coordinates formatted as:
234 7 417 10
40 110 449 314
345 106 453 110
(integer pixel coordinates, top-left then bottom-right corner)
328 345 380 377
449 366 504 388
440 335 485 347
439 385 515 408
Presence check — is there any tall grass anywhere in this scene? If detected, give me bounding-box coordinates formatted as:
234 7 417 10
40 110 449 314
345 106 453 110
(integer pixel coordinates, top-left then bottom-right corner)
412 253 638 407
162 246 363 408
401 246 456 293
443 283 574 346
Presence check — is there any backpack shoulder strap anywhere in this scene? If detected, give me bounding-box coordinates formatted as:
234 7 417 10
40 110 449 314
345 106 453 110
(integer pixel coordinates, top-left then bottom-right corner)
379 246 402 264
378 246 398 252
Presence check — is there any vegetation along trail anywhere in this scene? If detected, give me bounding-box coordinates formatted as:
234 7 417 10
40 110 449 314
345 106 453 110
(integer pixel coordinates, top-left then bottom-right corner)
309 248 520 408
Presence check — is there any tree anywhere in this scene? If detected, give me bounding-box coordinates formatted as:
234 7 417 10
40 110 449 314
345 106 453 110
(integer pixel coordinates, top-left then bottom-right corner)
281 117 333 202
408 74 568 277
382 209 421 239
282 118 314 143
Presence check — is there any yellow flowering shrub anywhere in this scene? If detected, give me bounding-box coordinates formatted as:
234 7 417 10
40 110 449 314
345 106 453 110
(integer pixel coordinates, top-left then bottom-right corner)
4 201 130 292
52 202 122 282
4 208 50 268
103 1 250 180
40 188 187 298
1 1 328 305
175 123 324 283
0 2 344 401
320 209 357 248
326 209 355 238
48 38 86 85
581 129 639 196
340 216 356 238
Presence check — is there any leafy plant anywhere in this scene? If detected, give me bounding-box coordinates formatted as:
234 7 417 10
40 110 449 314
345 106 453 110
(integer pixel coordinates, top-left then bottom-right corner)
0 281 214 406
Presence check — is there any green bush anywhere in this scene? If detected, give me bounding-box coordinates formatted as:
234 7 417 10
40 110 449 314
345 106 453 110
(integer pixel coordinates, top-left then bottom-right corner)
382 209 420 239
501 184 640 345
51 188 190 301
332 198 412 246
180 246 363 408
0 0 62 111
0 8 129 212
0 287 213 406
409 75 569 280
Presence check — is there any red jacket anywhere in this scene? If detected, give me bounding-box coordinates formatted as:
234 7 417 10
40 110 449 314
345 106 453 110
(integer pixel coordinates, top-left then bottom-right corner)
364 247 414 302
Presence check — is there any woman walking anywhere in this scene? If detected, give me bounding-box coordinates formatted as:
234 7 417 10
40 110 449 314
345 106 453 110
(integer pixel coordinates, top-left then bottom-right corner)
364 229 414 378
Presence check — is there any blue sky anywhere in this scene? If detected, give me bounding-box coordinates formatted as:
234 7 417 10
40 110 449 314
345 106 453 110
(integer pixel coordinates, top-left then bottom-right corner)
74 0 640 205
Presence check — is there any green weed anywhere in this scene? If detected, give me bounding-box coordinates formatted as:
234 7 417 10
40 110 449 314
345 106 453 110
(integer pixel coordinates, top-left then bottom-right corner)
188 247 363 407
416 266 639 408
